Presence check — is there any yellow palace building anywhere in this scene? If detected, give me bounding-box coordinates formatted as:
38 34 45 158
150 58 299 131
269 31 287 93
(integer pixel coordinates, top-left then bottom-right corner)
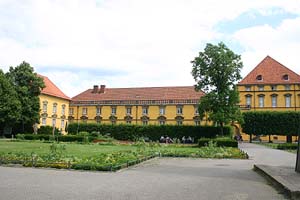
38 74 70 133
68 86 205 126
237 56 300 141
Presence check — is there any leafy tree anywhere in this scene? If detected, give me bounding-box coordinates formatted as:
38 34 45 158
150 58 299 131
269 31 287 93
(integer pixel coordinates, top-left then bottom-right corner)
6 61 45 133
191 42 243 135
0 70 21 135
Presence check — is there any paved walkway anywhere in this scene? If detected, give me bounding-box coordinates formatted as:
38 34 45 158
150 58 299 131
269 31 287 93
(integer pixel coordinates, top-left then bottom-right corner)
239 142 300 199
239 142 296 167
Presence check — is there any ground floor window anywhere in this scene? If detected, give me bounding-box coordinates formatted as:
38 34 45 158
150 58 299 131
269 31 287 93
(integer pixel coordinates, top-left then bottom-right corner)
42 118 46 125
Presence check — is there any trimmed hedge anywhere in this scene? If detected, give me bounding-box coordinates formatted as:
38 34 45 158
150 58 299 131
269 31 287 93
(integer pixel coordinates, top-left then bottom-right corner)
198 138 238 147
242 111 300 136
67 123 233 141
38 125 60 135
16 134 96 142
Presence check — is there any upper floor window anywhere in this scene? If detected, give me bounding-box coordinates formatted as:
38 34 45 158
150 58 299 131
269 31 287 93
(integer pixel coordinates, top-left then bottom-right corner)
52 103 57 114
82 107 88 115
69 108 74 115
256 75 263 81
159 106 165 115
142 106 148 115
285 94 292 108
271 95 277 108
271 85 277 91
176 105 183 115
283 74 289 81
96 106 101 115
194 106 199 115
258 85 264 91
126 107 132 115
258 95 264 108
245 86 251 91
285 85 290 90
245 95 252 106
111 107 117 115
42 118 46 125
61 105 66 115
42 101 48 113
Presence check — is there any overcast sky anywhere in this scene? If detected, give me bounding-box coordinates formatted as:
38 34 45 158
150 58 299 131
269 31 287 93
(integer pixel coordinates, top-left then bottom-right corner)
1 0 300 97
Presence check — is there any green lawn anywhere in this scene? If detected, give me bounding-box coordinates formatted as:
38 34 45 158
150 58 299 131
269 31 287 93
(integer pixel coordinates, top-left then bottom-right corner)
0 140 248 171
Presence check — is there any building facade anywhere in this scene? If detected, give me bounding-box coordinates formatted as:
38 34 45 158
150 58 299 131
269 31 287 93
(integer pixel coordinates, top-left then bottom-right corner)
237 56 300 141
69 86 205 126
38 75 70 133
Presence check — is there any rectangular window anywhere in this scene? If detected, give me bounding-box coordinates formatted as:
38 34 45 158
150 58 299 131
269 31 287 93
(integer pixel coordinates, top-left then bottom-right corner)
61 120 65 129
195 121 200 126
271 85 277 91
126 120 131 124
126 107 132 115
111 107 117 115
194 106 199 115
142 121 148 125
159 106 165 115
246 96 251 106
142 107 148 115
61 105 65 115
43 102 47 113
176 106 183 115
285 96 291 107
69 108 74 115
111 120 116 125
258 85 264 91
245 86 251 91
82 108 88 115
259 96 264 108
53 103 57 114
52 118 56 126
285 85 290 90
96 107 101 115
42 118 46 125
272 96 277 107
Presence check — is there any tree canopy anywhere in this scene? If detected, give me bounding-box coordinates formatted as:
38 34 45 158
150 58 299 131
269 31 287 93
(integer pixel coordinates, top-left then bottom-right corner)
191 42 243 135
1 62 44 135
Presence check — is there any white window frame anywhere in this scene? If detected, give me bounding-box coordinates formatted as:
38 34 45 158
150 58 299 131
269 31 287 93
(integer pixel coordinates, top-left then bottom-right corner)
96 106 101 115
61 119 65 129
258 85 264 91
61 105 65 115
285 85 290 90
285 95 291 108
53 103 57 114
259 96 264 108
271 95 277 108
43 101 48 113
52 118 56 126
111 107 117 115
82 107 88 115
176 106 183 115
245 86 251 91
126 107 132 115
271 85 277 91
42 118 46 125
246 96 251 106
159 106 165 115
142 107 148 115
195 120 200 126
69 108 74 115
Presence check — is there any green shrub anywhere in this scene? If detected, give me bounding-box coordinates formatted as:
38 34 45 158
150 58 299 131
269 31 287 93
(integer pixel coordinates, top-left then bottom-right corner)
67 123 232 141
277 143 298 150
38 125 60 135
15 134 96 143
198 138 238 147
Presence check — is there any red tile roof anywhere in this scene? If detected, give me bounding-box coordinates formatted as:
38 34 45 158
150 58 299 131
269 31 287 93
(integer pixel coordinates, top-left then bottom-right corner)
72 86 204 101
238 56 300 85
38 74 70 100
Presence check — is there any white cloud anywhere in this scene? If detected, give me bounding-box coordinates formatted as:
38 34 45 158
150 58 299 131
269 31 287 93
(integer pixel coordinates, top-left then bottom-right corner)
0 0 300 97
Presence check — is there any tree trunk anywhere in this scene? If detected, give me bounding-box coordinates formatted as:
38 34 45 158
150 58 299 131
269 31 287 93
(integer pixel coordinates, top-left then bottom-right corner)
286 135 292 143
249 133 252 143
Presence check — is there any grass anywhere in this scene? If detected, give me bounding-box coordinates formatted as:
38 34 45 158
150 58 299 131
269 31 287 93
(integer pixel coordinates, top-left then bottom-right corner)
0 140 248 171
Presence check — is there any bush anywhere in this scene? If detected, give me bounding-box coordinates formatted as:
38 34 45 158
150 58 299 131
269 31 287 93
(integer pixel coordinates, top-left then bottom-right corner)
277 143 298 150
67 123 232 142
38 125 60 135
198 138 238 147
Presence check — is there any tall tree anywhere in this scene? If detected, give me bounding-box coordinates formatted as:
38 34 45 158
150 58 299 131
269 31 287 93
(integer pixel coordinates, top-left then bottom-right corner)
0 70 21 135
7 61 45 133
191 42 243 135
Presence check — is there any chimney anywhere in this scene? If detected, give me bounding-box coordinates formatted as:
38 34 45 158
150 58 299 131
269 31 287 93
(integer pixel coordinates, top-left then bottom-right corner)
99 85 106 93
92 85 99 93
